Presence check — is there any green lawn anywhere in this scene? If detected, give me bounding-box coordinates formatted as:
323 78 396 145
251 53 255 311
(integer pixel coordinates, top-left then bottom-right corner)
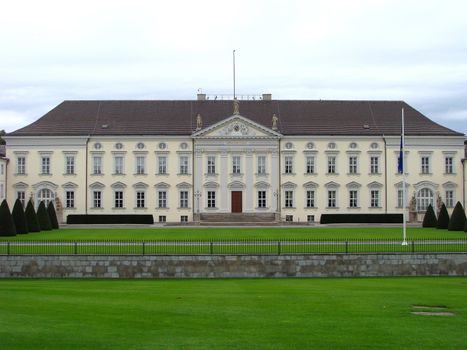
1 226 466 241
1 278 466 349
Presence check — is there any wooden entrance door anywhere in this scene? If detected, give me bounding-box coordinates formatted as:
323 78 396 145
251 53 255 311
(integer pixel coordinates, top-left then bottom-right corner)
231 191 243 213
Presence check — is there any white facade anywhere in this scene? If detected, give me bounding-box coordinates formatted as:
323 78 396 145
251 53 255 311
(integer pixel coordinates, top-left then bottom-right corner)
4 111 466 223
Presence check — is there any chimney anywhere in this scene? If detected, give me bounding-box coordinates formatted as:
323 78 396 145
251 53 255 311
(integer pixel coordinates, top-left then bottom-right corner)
262 93 272 101
197 93 206 101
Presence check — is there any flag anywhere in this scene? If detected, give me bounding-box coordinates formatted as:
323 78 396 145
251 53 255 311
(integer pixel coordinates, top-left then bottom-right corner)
397 133 403 174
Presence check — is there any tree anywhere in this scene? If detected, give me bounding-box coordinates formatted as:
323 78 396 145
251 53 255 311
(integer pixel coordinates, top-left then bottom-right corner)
437 203 450 229
422 204 437 228
47 202 59 229
25 200 41 232
12 199 29 234
37 201 52 231
448 201 466 231
0 200 16 236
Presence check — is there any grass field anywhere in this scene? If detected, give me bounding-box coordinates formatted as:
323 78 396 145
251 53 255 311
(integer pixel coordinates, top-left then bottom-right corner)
1 278 466 349
1 226 466 241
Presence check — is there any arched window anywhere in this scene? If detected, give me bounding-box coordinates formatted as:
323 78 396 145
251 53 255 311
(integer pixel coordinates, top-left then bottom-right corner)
417 188 433 211
37 188 55 208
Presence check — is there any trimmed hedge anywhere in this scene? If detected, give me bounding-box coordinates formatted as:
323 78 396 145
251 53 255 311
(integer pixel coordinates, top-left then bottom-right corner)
47 202 60 229
37 201 52 231
320 214 403 224
437 204 449 229
448 202 466 231
67 214 154 225
12 199 29 234
25 201 41 232
0 200 16 236
422 204 437 228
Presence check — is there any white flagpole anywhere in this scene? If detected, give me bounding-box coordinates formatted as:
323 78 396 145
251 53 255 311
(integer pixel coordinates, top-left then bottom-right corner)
402 108 408 245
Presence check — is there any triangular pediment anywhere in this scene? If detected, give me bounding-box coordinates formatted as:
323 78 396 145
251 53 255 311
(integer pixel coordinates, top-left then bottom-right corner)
192 115 282 139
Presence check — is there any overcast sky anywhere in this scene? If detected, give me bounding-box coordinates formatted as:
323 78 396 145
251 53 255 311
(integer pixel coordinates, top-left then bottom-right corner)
1 0 466 135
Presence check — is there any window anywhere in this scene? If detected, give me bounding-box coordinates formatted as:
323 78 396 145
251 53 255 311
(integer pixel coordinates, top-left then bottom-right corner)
258 191 266 208
421 156 430 174
179 156 189 174
136 156 146 175
370 190 380 208
306 190 315 208
370 156 379 174
114 156 124 174
349 190 358 208
232 156 241 174
93 156 102 175
65 156 75 174
257 156 266 175
328 190 336 208
416 188 433 211
180 191 189 208
285 215 293 222
180 215 188 223
207 191 216 208
0 184 3 199
37 188 54 207
445 157 453 174
284 156 293 174
348 156 358 174
136 191 145 208
307 215 315 223
17 191 26 207
207 156 216 175
327 156 336 174
158 191 167 208
114 191 124 208
17 157 26 174
65 191 75 208
445 190 454 208
306 156 315 174
41 156 51 174
285 190 294 208
0 164 3 175
93 191 102 208
158 156 167 174
397 189 404 208
159 216 166 223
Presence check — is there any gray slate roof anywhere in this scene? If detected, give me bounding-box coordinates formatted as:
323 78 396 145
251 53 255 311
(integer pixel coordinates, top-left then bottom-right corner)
8 100 463 137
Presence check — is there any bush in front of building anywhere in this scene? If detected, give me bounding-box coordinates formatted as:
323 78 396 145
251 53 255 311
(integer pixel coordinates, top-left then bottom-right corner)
448 202 466 231
47 202 59 229
0 200 16 236
12 199 29 234
422 204 437 228
37 201 52 231
436 204 449 229
320 214 403 224
25 200 41 232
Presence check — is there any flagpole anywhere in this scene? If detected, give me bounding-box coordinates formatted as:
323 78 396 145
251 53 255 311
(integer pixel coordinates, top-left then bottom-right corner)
402 108 408 246
233 50 236 99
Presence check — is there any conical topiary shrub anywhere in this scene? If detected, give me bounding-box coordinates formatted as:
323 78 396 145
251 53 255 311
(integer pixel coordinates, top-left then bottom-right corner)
0 200 16 236
25 200 41 232
37 201 52 231
422 204 437 228
464 218 467 233
448 201 466 231
437 203 449 229
12 199 29 234
47 202 59 229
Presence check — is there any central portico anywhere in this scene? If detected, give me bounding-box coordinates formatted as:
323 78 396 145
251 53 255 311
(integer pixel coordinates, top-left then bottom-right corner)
192 110 281 218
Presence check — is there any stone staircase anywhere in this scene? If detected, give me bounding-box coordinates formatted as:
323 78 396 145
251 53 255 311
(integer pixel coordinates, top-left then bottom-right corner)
199 213 278 225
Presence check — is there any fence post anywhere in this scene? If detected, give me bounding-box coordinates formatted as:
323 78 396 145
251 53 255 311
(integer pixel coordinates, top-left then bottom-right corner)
7 242 10 255
74 242 78 255
278 241 281 255
210 242 213 255
142 242 145 255
345 241 349 254
411 240 415 253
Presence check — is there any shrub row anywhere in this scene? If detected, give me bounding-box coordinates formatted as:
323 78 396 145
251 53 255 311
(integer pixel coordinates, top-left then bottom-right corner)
320 214 403 224
422 201 467 232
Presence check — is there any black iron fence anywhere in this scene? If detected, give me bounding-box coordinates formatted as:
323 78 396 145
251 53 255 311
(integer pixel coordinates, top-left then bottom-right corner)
0 239 466 255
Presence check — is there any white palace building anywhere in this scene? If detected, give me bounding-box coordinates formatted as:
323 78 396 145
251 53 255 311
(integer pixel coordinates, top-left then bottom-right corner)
2 93 466 224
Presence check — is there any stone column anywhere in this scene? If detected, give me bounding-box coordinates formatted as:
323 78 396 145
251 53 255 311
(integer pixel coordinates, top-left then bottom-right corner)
220 151 229 212
194 149 203 216
245 150 254 212
271 150 279 213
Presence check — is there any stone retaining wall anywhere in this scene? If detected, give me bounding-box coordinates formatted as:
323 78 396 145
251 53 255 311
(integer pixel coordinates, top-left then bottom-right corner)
1 253 466 278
